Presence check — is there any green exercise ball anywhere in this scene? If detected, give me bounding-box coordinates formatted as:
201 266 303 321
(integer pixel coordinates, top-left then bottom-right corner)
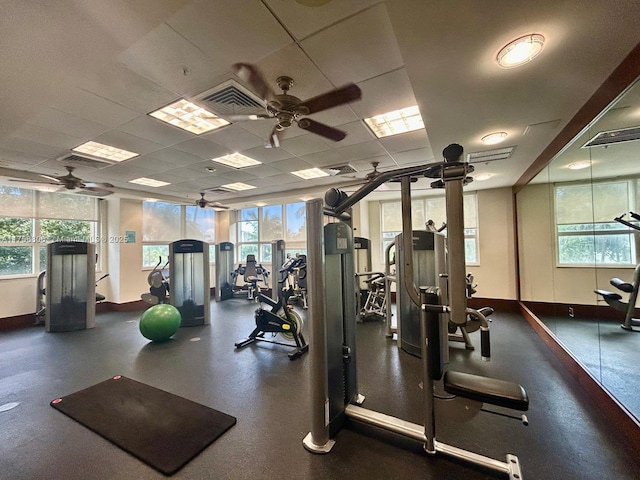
139 304 181 342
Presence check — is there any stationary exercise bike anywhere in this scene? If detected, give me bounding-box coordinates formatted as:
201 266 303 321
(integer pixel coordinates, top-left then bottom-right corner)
141 257 170 305
594 212 640 331
234 286 308 360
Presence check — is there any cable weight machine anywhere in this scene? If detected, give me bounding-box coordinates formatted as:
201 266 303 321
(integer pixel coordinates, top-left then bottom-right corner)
302 144 529 479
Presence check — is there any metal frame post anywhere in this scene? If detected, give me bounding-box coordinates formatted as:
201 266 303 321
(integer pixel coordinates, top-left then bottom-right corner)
303 199 335 453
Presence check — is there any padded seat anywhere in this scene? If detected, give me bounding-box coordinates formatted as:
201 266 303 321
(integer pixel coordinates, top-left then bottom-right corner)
443 370 529 412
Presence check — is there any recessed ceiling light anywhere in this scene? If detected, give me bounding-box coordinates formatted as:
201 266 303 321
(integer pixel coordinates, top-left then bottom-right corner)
205 167 217 173
129 177 171 187
497 34 545 69
220 182 255 191
481 132 508 145
73 141 138 162
211 152 261 169
475 173 493 181
567 161 591 170
290 168 330 180
364 105 424 138
149 99 230 135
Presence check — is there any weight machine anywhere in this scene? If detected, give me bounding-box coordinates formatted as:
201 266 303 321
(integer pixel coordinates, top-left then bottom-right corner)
302 144 529 479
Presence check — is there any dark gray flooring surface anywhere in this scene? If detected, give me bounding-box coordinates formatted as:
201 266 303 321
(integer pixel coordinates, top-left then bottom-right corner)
1 298 639 479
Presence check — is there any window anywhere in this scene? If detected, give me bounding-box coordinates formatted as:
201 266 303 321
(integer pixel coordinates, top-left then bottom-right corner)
554 180 638 266
380 193 479 265
236 202 306 263
142 201 216 267
0 185 99 277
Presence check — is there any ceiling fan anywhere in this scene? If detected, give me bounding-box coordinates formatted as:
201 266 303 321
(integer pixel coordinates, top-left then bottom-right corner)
231 63 362 148
195 192 229 211
11 166 114 195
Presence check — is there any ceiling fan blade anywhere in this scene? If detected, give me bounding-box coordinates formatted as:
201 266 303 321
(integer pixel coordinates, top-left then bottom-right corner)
81 186 114 196
232 63 276 102
298 83 362 114
209 202 229 211
297 118 347 142
84 181 115 189
226 113 273 122
10 178 60 186
39 174 63 182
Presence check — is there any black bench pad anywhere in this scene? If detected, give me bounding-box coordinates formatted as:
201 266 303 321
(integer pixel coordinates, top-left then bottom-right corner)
443 370 529 411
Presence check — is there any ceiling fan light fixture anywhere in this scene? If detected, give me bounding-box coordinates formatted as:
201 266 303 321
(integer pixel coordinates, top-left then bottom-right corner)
481 132 508 145
211 152 262 168
220 182 255 191
364 105 424 138
290 168 330 180
129 177 171 187
149 99 230 135
73 141 138 162
497 34 545 69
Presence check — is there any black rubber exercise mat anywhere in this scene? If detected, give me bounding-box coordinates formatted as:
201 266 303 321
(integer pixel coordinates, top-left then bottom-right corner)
50 375 236 475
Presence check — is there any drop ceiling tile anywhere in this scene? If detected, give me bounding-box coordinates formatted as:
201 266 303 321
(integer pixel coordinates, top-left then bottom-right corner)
12 124 85 150
241 164 282 177
328 121 376 148
97 164 154 181
242 145 295 164
27 108 111 139
0 148 50 167
172 138 230 159
167 0 291 70
279 133 331 156
184 160 234 177
264 0 381 40
301 3 403 85
124 155 182 173
118 116 195 147
216 170 259 183
117 23 226 97
83 61 179 114
334 141 388 162
0 137 66 159
92 130 164 157
146 148 206 166
203 124 265 151
379 129 431 153
250 174 302 187
53 87 140 128
391 147 435 166
270 158 313 173
299 149 349 168
350 68 418 119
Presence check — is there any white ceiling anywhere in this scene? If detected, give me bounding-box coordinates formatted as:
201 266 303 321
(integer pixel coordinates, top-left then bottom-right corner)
0 0 639 207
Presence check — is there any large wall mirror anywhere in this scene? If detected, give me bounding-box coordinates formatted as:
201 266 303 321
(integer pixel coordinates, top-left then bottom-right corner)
517 75 640 422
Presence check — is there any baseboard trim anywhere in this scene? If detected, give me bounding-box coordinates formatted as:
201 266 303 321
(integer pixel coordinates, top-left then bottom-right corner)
518 301 640 453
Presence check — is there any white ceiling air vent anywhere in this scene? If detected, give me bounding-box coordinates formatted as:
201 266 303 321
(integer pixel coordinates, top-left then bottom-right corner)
194 80 265 117
325 164 357 175
57 153 114 169
204 186 235 194
74 189 111 198
582 126 640 148
466 146 515 163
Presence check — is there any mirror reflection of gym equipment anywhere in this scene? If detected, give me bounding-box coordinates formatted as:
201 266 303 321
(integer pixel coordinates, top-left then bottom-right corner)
303 144 529 479
594 212 640 332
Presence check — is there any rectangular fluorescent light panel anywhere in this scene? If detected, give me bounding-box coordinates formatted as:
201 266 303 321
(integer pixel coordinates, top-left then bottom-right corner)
211 152 262 168
364 105 424 138
220 182 256 191
290 168 330 180
73 141 138 162
128 177 171 187
149 99 230 135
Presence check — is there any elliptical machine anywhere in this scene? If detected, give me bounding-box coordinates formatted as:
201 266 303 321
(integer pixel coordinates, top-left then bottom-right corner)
141 257 170 305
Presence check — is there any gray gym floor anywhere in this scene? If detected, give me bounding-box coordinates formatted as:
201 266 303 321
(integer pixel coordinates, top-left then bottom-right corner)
2 299 639 479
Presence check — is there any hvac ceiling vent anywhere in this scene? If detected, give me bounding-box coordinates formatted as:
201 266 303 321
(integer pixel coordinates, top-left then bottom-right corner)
582 126 640 148
325 164 357 175
74 189 110 198
466 146 515 163
203 186 235 194
194 80 265 117
57 153 114 169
